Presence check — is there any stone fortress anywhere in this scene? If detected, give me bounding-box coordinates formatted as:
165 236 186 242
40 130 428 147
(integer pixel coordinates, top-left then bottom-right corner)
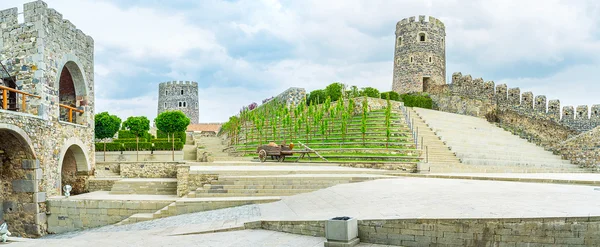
0 1 95 237
2 5 600 246
392 16 446 94
157 81 199 124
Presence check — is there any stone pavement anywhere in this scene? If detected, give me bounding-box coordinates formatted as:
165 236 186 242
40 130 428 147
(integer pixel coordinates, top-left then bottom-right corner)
14 177 600 246
9 229 394 247
394 172 600 185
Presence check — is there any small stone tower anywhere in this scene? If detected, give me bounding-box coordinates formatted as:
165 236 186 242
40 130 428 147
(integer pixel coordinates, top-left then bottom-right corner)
392 15 446 94
158 81 199 124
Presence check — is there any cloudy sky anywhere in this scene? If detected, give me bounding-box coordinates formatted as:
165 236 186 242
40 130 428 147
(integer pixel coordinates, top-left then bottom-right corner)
4 0 600 122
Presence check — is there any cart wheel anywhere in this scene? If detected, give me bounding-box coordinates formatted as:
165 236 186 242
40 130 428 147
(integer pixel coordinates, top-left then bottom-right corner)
258 149 267 163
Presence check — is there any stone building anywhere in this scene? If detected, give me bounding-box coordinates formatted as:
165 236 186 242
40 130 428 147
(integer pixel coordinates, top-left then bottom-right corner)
392 15 446 94
157 81 199 124
0 1 94 237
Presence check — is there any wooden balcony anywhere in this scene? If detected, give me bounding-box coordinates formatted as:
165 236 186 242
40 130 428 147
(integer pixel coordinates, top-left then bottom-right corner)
0 85 41 112
1 85 85 123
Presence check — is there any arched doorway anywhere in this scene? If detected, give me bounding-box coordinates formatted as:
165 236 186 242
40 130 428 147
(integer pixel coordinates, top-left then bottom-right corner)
57 61 87 125
0 125 39 237
59 144 89 195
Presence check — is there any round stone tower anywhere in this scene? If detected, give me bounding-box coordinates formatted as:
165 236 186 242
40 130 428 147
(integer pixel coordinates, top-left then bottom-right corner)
392 15 446 94
158 81 199 124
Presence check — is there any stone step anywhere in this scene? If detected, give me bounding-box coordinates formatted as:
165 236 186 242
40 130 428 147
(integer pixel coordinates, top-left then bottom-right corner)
412 107 580 172
109 178 177 195
204 184 344 190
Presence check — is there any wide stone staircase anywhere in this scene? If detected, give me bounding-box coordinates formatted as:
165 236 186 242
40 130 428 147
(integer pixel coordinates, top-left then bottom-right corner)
109 178 178 195
411 107 589 172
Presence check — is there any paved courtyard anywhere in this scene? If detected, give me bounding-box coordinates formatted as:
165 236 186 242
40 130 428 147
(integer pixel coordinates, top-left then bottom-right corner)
7 176 600 246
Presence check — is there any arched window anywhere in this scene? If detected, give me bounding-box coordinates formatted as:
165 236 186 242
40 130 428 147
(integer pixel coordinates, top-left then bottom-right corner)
419 32 426 42
181 90 184 95
178 102 182 107
183 102 187 107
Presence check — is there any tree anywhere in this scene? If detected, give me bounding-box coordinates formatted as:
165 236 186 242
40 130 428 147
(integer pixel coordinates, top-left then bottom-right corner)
347 85 360 98
361 97 368 146
307 89 326 105
94 112 121 161
380 91 401 101
325 82 344 101
123 116 151 161
155 111 191 161
361 87 380 98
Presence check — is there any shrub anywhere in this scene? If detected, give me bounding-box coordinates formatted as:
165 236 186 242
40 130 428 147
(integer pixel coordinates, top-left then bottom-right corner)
113 138 138 143
325 82 344 101
380 91 401 101
151 138 181 143
94 142 123 152
485 109 499 123
400 93 433 109
360 87 380 98
118 130 153 141
122 142 152 151
157 130 187 143
153 141 184 151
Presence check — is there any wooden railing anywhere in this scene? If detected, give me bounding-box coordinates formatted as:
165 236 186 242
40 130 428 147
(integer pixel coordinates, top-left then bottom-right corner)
59 104 84 123
0 85 41 112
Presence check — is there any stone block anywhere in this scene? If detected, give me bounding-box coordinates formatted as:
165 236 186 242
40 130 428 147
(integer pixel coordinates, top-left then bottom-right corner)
35 213 47 224
23 203 39 213
12 179 38 192
33 193 46 204
22 159 40 169
2 201 17 213
326 217 359 242
24 223 41 236
324 238 360 247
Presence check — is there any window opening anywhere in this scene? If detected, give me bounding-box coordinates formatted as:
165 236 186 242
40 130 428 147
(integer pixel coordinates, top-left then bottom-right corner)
419 33 426 42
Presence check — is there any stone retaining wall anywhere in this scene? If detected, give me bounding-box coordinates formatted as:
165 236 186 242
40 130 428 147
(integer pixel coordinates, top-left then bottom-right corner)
176 165 218 196
47 198 172 233
95 151 184 162
249 217 600 246
87 178 118 192
555 126 600 169
339 162 417 172
119 162 182 178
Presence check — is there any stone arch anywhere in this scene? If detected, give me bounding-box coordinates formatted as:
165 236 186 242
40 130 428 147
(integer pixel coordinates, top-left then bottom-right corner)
57 138 90 195
0 124 39 237
0 123 37 159
54 54 89 125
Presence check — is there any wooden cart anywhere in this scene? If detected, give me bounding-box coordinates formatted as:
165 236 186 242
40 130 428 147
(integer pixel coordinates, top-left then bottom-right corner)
256 144 317 163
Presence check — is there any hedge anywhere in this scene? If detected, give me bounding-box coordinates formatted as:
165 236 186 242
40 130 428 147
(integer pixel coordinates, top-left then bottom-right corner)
123 142 153 151
94 141 184 151
400 93 433 109
94 142 123 151
153 141 184 151
151 138 181 143
113 138 138 143
157 130 186 144
380 91 401 101
118 130 154 141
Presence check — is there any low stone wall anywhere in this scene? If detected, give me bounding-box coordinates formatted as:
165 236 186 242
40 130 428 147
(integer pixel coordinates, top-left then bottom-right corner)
46 198 172 233
555 126 600 169
87 178 118 191
94 162 120 176
245 220 325 237
94 151 184 162
119 162 182 178
176 165 218 196
358 217 600 246
249 217 600 246
339 162 417 172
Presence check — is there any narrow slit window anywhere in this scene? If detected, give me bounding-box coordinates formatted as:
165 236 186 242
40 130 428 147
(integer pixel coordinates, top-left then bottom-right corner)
181 90 184 95
165 90 168 96
179 102 182 107
397 37 403 47
164 103 166 108
429 57 432 63
183 102 187 107
410 56 413 63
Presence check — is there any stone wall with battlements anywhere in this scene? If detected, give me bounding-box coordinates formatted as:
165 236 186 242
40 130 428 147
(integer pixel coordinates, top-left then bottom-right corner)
0 1 95 237
427 72 600 151
393 15 446 94
157 81 199 124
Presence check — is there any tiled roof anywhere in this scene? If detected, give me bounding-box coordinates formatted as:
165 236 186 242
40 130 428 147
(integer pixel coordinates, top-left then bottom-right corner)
187 123 222 132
